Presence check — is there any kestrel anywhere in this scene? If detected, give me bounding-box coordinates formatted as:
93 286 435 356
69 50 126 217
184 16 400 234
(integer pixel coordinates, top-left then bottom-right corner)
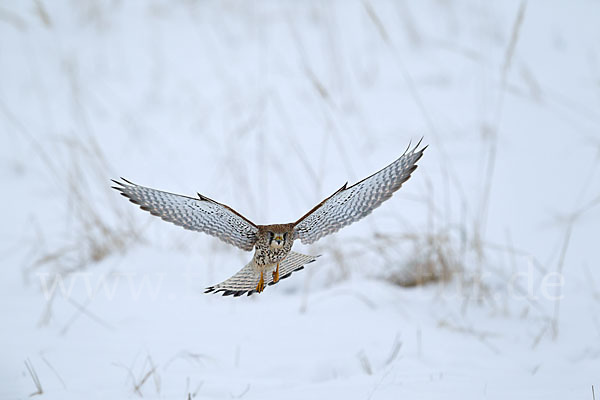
112 140 426 296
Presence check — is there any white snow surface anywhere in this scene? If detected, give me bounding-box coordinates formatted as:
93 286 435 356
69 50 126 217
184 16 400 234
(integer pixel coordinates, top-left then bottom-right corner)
1 1 599 399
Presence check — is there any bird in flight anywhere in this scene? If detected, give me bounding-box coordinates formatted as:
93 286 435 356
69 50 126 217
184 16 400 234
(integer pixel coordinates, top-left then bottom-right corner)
112 140 426 297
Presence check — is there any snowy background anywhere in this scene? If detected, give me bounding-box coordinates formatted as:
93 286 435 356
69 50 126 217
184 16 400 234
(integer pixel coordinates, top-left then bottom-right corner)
1 0 599 398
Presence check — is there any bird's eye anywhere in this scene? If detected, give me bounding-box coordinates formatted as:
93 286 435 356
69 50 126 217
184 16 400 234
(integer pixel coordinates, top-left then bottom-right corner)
268 232 274 241
283 233 288 241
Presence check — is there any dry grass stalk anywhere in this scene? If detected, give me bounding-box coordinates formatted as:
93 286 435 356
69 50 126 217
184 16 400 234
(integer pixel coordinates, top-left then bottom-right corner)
25 358 43 397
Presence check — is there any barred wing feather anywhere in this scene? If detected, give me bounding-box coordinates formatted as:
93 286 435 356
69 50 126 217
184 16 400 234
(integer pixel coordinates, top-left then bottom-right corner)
112 178 258 251
294 141 427 244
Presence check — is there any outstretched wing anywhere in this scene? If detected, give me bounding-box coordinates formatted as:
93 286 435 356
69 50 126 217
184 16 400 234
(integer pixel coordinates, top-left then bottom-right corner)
205 252 319 297
294 140 427 245
112 178 259 251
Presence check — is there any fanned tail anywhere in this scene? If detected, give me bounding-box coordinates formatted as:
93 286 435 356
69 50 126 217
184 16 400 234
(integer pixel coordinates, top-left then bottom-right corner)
204 251 319 297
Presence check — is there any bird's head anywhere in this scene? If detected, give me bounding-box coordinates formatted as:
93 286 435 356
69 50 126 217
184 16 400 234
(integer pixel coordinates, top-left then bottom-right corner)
268 231 288 249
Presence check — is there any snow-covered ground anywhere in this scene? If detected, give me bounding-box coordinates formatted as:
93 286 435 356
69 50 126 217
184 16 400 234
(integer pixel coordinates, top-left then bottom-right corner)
1 1 599 398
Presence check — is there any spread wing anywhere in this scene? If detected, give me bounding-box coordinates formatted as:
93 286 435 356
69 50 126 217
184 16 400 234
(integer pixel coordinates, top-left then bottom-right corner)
204 251 319 297
293 140 427 245
112 178 259 251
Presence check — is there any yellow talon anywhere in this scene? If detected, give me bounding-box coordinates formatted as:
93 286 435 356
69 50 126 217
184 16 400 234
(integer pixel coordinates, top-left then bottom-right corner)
272 263 280 284
256 271 265 293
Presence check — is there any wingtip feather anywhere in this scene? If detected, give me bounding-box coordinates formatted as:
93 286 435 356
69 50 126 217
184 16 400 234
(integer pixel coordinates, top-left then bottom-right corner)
414 136 423 150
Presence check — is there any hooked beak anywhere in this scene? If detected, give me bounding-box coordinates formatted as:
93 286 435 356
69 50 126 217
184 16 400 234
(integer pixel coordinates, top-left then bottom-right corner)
274 236 283 245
